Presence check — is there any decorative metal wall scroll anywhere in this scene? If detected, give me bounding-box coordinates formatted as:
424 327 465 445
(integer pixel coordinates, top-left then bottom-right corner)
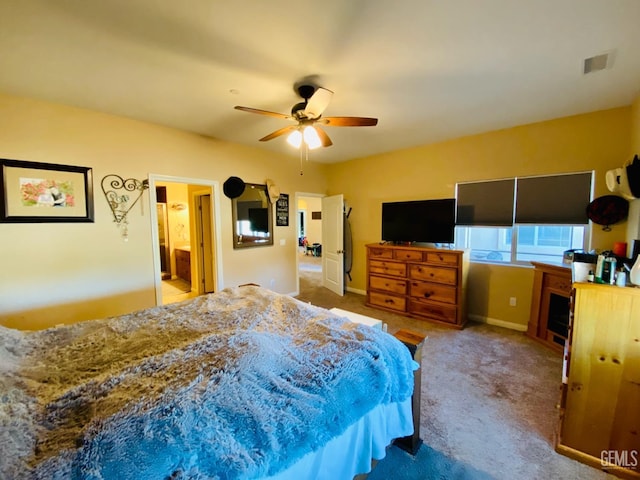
101 174 149 240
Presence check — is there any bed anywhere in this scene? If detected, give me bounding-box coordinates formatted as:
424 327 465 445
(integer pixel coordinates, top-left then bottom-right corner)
0 286 416 480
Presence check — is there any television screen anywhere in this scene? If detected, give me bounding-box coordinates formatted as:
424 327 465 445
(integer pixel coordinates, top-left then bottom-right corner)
248 208 269 233
382 198 456 244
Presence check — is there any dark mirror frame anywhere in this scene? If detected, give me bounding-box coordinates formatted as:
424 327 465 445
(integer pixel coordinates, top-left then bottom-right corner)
231 183 273 249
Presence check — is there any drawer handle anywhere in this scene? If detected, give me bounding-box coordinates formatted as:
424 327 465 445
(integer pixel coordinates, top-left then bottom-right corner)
423 292 432 298
385 298 395 304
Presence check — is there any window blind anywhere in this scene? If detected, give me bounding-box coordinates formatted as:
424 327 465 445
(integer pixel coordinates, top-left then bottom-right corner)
514 172 592 224
456 179 515 226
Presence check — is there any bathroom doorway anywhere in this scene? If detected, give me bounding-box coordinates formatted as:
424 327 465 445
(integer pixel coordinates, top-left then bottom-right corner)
149 175 222 305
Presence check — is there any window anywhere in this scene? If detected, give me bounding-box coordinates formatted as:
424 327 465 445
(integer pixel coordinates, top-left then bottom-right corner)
455 172 593 264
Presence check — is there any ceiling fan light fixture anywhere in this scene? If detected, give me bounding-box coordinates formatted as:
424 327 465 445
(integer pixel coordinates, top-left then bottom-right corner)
286 129 302 148
235 81 378 155
303 126 322 150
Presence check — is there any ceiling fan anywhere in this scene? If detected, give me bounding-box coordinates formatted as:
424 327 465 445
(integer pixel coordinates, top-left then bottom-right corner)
234 84 378 149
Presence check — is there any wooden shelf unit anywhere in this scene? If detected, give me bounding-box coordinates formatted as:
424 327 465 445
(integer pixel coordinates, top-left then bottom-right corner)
527 262 573 353
365 244 468 329
556 283 640 479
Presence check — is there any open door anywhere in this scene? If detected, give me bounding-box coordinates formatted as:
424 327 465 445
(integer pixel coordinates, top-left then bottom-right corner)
195 193 215 294
322 194 344 296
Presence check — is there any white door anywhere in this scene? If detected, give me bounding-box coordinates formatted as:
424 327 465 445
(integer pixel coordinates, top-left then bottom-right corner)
322 194 344 296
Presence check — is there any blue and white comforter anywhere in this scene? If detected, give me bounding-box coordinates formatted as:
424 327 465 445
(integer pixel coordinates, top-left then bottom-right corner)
0 286 415 480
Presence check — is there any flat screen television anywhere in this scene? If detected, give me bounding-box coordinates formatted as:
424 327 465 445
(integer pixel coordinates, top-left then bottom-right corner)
381 198 456 244
248 208 269 233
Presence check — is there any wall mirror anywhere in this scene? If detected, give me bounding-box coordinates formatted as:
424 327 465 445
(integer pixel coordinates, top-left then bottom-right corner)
232 183 273 249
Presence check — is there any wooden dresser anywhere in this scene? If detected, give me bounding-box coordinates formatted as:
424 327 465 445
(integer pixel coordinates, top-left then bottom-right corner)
556 283 640 479
365 244 468 329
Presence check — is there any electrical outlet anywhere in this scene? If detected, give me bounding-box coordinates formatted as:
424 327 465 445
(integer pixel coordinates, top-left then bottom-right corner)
509 297 517 307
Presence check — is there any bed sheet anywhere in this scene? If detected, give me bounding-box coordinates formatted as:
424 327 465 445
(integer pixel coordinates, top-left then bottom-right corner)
267 397 413 480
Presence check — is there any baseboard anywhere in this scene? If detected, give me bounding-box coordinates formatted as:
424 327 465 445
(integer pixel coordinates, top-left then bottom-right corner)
468 314 528 332
346 286 366 296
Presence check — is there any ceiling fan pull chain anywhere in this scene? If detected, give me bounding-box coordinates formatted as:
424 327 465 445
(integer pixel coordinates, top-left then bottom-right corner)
299 145 304 176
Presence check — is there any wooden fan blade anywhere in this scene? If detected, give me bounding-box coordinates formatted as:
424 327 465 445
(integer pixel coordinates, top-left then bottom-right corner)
235 106 291 120
259 125 297 142
303 87 333 119
314 126 333 147
320 116 378 127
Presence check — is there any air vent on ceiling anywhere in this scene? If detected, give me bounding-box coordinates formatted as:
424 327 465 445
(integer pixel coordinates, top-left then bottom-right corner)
583 52 611 74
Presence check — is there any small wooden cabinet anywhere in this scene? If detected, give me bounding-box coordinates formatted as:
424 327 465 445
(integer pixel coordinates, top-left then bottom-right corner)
556 283 640 479
366 244 468 329
175 247 191 284
527 262 573 352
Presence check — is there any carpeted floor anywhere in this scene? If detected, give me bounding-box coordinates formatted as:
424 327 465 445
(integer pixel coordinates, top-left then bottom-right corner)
295 264 615 480
369 444 494 480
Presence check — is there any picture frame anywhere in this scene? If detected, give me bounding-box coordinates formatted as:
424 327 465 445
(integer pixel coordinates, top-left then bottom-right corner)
0 158 94 223
276 193 289 226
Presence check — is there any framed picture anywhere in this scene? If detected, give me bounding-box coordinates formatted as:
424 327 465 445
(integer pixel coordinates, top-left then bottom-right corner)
276 193 289 226
0 159 94 223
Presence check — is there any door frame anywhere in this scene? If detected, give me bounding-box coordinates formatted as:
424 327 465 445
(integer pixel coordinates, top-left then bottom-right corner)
149 174 224 305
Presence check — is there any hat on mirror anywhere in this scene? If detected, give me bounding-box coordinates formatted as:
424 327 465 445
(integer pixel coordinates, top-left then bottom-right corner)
223 176 245 199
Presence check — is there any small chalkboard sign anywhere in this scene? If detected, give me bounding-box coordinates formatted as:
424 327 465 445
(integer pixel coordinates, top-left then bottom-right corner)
276 193 289 226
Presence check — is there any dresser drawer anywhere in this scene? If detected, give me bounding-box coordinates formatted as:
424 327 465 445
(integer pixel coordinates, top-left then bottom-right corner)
368 247 393 259
409 299 457 324
369 291 407 312
409 264 457 285
370 275 407 295
369 260 407 277
544 273 572 294
394 250 424 262
409 281 456 304
426 251 459 266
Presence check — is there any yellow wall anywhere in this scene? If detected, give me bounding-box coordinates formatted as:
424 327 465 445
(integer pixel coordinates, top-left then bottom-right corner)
632 95 640 152
0 93 329 330
1 91 637 332
327 107 631 329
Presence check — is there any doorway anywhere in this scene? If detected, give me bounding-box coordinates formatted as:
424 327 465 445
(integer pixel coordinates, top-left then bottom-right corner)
296 194 324 293
149 175 222 306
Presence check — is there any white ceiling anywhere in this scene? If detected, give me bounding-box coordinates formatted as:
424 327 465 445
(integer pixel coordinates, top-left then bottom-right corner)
1 0 639 164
